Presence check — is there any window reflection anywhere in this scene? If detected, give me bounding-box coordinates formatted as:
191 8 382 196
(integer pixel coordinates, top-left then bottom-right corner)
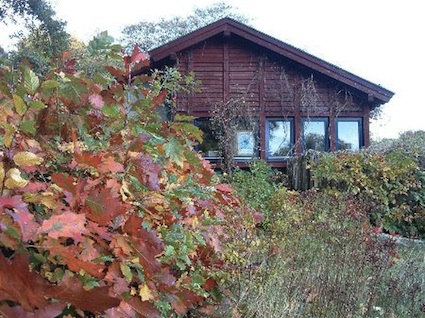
337 120 361 150
267 119 293 158
302 119 327 151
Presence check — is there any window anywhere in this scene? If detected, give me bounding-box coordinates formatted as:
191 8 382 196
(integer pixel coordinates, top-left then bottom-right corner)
236 131 255 157
194 118 220 158
336 118 363 150
302 118 328 152
266 118 294 159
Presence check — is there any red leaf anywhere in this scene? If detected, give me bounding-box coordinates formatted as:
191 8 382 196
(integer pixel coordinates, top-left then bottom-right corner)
51 173 75 193
47 238 105 279
131 45 149 65
0 254 51 311
98 156 124 174
152 90 168 106
104 261 130 296
134 153 162 191
216 183 233 193
203 277 217 291
104 301 137 318
74 151 102 168
105 66 125 82
0 302 65 318
166 290 203 315
125 297 160 318
37 211 87 243
1 196 38 242
85 187 128 226
47 273 120 313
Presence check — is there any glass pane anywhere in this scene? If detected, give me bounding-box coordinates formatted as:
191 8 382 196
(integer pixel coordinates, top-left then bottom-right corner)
236 131 255 156
267 120 292 157
303 120 327 151
337 121 360 150
196 119 220 157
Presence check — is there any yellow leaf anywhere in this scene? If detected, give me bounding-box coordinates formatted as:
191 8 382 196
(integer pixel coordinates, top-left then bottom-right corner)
13 94 27 116
139 284 155 301
13 151 44 166
3 123 16 147
23 192 57 209
0 163 4 182
5 168 28 189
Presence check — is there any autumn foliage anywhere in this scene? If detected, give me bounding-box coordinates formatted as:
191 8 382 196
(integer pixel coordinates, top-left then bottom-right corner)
0 48 253 317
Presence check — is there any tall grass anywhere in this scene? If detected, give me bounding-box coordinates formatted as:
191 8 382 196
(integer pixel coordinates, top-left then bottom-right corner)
222 188 425 317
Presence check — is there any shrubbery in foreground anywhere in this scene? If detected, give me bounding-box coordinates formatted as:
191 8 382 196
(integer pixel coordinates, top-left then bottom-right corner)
0 48 256 317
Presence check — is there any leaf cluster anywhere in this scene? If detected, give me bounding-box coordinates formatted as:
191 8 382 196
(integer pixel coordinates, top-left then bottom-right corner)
0 46 253 317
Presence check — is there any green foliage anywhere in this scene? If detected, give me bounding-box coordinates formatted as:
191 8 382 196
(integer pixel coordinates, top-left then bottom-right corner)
312 150 425 238
370 130 425 169
230 160 282 222
120 1 251 52
0 46 254 317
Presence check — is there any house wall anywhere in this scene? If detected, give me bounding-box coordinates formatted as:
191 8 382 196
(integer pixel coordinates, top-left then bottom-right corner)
173 35 371 163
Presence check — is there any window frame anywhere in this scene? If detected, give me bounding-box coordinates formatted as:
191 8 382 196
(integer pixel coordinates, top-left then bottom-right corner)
301 117 329 152
335 117 363 151
265 117 295 160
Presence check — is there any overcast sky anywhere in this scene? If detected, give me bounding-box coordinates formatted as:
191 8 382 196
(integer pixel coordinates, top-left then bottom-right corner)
3 0 424 139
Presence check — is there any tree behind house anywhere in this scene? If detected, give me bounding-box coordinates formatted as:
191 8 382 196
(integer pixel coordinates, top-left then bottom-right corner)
120 2 251 52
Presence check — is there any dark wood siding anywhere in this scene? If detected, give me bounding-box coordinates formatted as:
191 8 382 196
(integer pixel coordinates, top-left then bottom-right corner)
172 35 374 161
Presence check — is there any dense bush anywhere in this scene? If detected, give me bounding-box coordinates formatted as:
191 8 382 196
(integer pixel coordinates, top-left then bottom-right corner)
229 160 282 223
0 47 255 317
312 150 425 238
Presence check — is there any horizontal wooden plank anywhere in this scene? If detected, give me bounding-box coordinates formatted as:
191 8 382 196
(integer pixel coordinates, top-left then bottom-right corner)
192 56 224 63
194 71 224 78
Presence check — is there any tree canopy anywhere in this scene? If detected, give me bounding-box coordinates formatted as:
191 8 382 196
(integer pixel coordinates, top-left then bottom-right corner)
120 2 251 52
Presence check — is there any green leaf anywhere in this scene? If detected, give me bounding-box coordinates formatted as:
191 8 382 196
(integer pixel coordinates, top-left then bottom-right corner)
102 104 121 117
164 137 184 167
12 94 27 116
120 263 133 283
23 68 40 94
28 100 46 109
20 120 36 135
42 80 60 90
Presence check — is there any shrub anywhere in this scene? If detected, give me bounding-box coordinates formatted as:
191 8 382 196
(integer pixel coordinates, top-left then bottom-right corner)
0 47 254 317
312 150 425 238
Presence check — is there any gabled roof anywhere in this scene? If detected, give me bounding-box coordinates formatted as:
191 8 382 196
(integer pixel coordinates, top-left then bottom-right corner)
149 18 394 104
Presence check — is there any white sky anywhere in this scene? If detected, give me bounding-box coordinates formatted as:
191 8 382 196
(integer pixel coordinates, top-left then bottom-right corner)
2 0 424 140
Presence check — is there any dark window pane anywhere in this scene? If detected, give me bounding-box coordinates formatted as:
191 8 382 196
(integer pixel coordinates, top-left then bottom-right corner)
195 118 220 157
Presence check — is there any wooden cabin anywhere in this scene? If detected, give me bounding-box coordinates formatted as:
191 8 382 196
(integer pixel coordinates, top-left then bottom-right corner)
149 18 394 168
